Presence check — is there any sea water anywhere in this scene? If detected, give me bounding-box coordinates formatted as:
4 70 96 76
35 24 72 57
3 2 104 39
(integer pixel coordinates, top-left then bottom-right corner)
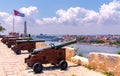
33 36 120 57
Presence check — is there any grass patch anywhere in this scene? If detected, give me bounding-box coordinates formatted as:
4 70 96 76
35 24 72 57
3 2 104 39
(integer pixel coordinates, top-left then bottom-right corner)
71 74 76 76
84 65 95 71
103 72 114 76
85 66 114 76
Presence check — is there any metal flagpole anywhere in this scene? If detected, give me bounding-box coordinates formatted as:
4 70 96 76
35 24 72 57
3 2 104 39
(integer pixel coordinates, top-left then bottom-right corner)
13 13 15 32
24 14 27 36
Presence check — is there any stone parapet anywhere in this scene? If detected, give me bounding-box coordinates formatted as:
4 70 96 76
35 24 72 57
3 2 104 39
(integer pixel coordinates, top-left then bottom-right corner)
71 55 89 66
88 52 120 76
63 46 75 61
35 42 47 49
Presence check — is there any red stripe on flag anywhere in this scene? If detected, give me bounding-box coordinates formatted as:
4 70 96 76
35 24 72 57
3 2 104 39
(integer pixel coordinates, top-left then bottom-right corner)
14 10 25 17
14 10 19 15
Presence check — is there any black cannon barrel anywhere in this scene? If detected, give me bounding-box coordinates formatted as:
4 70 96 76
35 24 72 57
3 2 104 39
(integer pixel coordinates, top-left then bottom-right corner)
2 36 17 38
53 39 77 48
8 38 26 40
32 39 77 54
16 40 45 43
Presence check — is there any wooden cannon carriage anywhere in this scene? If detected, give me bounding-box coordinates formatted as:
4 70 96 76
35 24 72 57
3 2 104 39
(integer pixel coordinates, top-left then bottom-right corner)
25 39 77 73
11 40 45 55
1 36 17 44
6 38 28 48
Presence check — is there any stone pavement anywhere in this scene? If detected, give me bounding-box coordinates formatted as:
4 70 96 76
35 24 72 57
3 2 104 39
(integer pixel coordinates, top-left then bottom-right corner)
0 38 105 76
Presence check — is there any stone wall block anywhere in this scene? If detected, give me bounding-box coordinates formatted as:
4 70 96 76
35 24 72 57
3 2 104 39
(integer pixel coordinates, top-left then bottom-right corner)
64 47 75 61
88 52 120 76
71 56 88 66
36 42 47 49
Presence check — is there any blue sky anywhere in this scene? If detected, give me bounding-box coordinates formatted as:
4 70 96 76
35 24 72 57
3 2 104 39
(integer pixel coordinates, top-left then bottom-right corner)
1 0 112 18
0 0 120 35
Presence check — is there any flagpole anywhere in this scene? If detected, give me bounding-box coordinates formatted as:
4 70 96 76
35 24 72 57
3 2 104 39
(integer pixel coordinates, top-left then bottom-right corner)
24 13 26 36
13 13 15 32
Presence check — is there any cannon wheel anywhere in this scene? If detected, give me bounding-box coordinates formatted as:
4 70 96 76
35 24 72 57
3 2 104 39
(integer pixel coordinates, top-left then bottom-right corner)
15 50 21 55
33 63 43 73
59 60 68 70
3 41 6 44
7 45 11 48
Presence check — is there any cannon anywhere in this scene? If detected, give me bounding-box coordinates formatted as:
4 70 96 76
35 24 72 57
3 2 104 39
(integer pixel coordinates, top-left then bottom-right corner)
25 39 77 73
6 38 27 48
1 36 17 44
11 40 45 55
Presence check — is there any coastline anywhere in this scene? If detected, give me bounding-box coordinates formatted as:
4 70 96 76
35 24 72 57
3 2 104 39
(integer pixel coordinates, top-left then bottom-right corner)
77 42 120 48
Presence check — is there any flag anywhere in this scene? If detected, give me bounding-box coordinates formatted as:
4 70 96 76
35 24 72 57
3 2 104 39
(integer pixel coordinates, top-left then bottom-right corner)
14 10 25 17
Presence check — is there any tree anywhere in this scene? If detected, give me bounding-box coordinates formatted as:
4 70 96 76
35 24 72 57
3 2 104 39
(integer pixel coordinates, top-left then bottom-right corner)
0 24 6 35
94 40 105 44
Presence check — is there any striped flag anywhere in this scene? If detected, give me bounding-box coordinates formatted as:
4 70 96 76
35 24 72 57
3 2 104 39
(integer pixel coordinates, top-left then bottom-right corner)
14 10 25 17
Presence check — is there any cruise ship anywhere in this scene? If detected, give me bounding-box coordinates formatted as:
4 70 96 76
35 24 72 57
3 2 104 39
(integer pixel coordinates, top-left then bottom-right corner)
36 34 63 41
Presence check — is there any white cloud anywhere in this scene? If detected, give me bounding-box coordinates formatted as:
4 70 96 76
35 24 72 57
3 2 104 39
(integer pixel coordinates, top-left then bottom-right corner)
39 7 99 26
19 6 38 17
0 1 120 35
36 1 120 34
98 1 120 25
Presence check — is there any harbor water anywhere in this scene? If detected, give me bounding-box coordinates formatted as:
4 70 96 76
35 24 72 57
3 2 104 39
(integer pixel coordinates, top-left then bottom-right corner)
33 36 120 57
72 44 120 57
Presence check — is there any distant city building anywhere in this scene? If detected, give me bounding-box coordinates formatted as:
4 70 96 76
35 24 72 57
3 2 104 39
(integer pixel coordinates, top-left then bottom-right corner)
62 34 120 44
9 32 19 37
62 34 77 41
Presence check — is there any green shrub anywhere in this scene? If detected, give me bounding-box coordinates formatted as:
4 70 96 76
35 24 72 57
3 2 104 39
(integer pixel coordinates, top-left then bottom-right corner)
27 37 33 40
94 40 105 44
78 52 83 57
117 50 120 55
77 37 84 41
